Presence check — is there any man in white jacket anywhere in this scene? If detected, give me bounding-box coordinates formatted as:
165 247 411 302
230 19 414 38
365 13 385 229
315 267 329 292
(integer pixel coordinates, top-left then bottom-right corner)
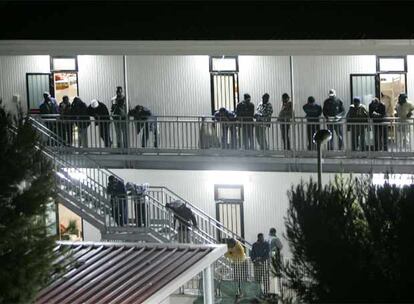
395 93 414 147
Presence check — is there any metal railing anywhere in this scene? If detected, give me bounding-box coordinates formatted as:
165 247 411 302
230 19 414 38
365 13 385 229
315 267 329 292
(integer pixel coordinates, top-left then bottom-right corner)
33 114 414 157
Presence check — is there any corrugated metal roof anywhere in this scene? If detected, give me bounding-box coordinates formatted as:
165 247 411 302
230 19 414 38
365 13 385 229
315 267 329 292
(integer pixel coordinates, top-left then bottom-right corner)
35 241 223 304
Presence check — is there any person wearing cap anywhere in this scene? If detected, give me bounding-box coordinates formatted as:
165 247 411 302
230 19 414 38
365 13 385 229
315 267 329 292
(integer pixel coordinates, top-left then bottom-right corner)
323 89 345 150
395 93 414 147
111 86 128 149
346 97 369 151
214 107 237 149
58 95 73 145
278 93 294 150
236 93 255 150
255 93 273 150
88 99 111 147
369 97 387 151
303 96 322 150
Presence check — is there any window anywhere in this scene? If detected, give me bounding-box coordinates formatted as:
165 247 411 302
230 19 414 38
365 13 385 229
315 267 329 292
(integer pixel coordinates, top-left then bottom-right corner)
210 56 239 114
51 56 79 101
51 57 78 71
214 184 244 201
377 56 406 73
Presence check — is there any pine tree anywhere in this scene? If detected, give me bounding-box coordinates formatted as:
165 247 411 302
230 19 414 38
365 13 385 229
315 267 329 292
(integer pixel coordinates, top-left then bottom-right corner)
0 100 57 304
283 175 414 303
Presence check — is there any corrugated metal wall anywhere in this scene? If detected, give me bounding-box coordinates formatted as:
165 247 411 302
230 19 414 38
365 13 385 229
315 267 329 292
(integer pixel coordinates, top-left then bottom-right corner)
238 56 291 112
77 55 124 108
407 56 414 99
125 56 211 115
0 55 50 112
291 56 376 114
112 168 343 257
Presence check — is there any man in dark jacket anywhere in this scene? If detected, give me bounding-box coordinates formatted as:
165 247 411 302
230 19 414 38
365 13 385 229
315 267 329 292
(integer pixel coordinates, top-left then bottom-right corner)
323 89 345 150
88 99 112 148
303 96 322 150
214 107 237 149
251 233 270 294
71 97 90 148
111 86 128 148
129 105 158 148
39 92 59 136
166 200 198 243
58 95 73 145
107 175 127 227
369 97 387 151
236 94 255 150
346 97 369 151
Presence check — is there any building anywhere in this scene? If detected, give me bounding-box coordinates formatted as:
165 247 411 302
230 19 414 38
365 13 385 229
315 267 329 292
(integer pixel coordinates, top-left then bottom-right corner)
2 1 414 302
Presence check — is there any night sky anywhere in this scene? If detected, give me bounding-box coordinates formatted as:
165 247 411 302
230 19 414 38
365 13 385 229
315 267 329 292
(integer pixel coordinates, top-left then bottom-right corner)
1 1 413 40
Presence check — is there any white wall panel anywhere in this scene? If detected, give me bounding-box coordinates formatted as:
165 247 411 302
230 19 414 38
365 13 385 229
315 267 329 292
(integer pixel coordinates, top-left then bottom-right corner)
83 220 102 241
77 55 124 107
407 56 414 99
112 169 345 258
292 56 376 114
0 55 50 112
126 56 211 115
239 56 291 113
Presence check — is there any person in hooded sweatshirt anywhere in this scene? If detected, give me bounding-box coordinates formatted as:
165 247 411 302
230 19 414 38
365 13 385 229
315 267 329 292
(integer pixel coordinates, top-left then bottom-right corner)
88 99 111 147
165 200 198 243
71 97 90 148
303 96 322 150
395 93 414 147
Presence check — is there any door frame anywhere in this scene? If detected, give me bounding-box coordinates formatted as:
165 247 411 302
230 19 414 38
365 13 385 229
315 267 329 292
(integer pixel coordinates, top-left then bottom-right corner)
214 184 245 241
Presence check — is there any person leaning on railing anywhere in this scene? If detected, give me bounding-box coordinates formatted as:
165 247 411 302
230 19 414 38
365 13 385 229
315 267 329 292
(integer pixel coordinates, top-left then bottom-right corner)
88 99 112 148
213 107 237 149
323 89 345 150
303 96 322 151
71 97 90 148
224 238 247 297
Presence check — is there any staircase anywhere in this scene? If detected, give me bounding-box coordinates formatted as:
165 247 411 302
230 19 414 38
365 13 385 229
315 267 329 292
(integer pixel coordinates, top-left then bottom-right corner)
29 116 251 249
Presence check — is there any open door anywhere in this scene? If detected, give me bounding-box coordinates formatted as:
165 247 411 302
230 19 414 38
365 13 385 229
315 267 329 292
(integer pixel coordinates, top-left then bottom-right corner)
26 73 53 114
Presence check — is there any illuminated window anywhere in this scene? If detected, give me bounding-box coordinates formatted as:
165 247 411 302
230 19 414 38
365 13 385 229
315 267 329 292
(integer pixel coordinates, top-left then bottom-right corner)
52 57 78 71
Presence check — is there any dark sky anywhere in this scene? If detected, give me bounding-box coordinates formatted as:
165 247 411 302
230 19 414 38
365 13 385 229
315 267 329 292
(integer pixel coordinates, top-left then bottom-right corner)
1 1 413 40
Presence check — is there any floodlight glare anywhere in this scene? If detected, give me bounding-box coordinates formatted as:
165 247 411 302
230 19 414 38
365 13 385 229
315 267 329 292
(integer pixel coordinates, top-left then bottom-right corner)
313 129 332 145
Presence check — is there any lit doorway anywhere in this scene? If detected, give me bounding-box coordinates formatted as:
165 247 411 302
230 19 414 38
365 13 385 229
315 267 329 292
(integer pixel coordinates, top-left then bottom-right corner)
214 184 245 242
51 57 79 102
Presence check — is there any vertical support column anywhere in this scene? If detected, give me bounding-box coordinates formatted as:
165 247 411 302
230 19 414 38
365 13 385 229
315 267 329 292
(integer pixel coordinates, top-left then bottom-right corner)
203 265 214 304
317 142 322 191
123 55 130 151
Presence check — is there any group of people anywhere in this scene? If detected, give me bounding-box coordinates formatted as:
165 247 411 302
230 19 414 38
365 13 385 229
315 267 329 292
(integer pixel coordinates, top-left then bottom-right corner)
211 89 414 153
39 87 157 148
107 175 148 227
224 228 284 296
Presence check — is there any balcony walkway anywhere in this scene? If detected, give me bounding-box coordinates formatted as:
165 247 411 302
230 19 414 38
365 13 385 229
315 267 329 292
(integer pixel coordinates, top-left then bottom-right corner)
33 115 414 173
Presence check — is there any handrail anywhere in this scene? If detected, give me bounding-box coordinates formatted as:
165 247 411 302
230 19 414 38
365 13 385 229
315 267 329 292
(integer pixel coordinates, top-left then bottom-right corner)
29 116 125 184
148 186 252 249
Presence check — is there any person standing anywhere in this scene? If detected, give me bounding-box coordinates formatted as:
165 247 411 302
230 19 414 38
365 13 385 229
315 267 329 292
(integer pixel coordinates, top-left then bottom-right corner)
71 97 90 148
323 89 345 150
346 97 369 151
369 97 387 151
107 175 127 227
58 96 73 145
88 99 112 148
395 93 414 148
255 93 273 150
111 86 128 148
303 96 322 150
278 93 293 150
236 94 255 150
39 92 59 137
251 233 270 295
214 107 237 149
268 228 284 295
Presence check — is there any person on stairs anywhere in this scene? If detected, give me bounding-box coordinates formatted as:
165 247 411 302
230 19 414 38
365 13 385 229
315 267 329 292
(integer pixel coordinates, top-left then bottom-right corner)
107 175 127 227
165 200 198 243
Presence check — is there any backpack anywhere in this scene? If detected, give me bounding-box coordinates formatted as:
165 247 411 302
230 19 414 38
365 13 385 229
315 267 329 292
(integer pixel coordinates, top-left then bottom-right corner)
324 97 339 117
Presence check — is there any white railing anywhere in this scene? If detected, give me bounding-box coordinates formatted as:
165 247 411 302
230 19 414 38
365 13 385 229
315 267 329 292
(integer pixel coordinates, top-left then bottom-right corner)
33 114 414 157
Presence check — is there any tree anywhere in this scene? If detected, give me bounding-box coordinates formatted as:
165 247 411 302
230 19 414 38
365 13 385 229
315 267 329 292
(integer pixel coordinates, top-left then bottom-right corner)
0 100 57 304
283 175 414 303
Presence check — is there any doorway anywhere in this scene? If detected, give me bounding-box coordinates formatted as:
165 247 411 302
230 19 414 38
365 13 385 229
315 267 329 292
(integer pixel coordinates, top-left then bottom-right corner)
53 72 78 102
214 184 245 242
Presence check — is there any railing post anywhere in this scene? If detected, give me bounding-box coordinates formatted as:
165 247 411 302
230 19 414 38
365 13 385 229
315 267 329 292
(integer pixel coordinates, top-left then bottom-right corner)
202 265 214 304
